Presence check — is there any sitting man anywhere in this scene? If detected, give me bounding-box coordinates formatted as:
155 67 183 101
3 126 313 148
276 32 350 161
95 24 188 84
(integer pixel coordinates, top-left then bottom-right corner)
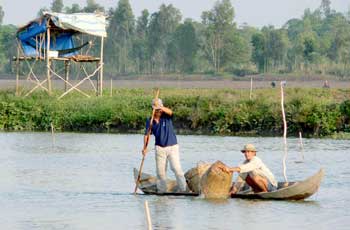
220 144 277 194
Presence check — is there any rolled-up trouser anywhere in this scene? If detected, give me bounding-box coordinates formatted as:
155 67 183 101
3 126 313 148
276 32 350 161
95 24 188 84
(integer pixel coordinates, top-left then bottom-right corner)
155 144 187 192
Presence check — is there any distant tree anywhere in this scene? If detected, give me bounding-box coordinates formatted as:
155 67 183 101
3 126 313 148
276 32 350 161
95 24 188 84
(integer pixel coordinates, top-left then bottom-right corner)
303 35 318 63
284 18 304 41
173 19 198 73
136 10 149 38
65 4 81 13
0 6 4 25
132 9 150 73
201 0 236 73
239 24 259 43
236 24 256 67
320 0 331 17
83 0 104 13
106 7 115 19
260 26 289 72
106 0 135 74
287 17 320 72
222 28 251 72
51 0 64 13
252 33 266 72
329 16 350 64
147 4 182 73
0 25 17 73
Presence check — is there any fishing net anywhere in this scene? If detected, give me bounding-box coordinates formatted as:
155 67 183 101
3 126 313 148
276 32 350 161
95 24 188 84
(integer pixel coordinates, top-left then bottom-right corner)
200 161 233 199
185 162 212 193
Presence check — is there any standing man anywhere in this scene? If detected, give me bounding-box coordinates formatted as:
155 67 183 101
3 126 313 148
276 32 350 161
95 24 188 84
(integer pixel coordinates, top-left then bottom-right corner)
220 144 277 194
142 98 187 192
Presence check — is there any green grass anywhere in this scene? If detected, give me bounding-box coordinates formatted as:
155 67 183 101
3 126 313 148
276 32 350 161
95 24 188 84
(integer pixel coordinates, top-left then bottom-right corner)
0 88 349 138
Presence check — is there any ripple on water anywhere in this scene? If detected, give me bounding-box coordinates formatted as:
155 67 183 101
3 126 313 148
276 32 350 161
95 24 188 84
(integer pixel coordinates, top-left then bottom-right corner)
0 133 349 230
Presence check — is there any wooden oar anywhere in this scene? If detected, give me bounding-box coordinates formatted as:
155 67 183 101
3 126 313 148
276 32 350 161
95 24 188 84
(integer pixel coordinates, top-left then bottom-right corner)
134 88 160 194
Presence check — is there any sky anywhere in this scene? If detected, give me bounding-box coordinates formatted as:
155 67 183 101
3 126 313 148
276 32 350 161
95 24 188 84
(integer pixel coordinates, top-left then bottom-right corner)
1 0 350 28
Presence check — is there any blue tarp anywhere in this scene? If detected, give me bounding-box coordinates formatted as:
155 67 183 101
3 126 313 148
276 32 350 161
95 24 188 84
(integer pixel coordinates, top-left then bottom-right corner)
17 18 77 57
17 19 47 41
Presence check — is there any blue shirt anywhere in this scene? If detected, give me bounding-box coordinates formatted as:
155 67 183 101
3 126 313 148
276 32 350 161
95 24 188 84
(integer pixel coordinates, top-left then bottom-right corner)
144 114 178 147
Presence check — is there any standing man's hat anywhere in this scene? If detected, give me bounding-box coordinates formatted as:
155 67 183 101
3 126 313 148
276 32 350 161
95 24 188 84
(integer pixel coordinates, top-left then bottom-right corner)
152 98 163 109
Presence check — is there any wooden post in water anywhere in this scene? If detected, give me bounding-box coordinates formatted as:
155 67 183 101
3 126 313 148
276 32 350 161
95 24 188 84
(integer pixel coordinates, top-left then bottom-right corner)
144 200 152 230
110 78 113 97
280 81 288 182
298 131 305 162
50 122 55 147
250 77 253 100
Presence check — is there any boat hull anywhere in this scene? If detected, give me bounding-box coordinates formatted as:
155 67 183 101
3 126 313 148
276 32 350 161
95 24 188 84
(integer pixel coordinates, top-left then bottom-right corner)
233 169 324 200
133 168 324 200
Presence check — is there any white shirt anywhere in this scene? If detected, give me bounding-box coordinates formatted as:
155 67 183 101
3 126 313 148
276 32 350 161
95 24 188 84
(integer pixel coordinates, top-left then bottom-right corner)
238 156 277 187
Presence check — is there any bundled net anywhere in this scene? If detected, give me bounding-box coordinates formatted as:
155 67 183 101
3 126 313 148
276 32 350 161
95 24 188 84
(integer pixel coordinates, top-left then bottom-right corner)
200 161 233 199
185 162 212 194
185 161 232 198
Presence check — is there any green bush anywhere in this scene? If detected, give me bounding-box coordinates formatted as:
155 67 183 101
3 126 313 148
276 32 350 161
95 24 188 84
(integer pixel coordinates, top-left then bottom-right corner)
0 88 349 138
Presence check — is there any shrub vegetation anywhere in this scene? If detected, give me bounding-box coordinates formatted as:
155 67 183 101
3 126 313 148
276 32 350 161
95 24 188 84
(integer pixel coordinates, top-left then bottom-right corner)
0 88 349 138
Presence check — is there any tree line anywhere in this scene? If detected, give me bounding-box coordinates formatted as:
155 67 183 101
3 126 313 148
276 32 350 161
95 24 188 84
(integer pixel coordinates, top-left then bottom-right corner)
0 0 350 78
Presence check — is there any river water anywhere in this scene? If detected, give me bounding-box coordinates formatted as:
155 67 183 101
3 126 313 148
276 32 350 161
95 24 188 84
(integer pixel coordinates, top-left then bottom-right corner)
0 132 349 230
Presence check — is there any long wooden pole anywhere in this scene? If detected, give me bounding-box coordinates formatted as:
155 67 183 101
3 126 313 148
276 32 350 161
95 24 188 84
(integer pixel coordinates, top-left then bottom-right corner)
46 25 52 95
134 89 160 194
280 81 288 182
16 40 20 96
99 37 104 96
64 61 70 92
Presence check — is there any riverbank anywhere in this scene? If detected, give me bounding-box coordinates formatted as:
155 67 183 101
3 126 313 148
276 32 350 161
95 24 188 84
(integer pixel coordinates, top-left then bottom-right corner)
1 75 350 90
0 88 349 138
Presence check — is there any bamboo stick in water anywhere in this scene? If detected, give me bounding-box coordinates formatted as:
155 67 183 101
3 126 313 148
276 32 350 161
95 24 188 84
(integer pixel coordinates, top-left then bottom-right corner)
110 78 113 97
144 200 152 230
250 77 253 100
280 81 288 182
51 122 55 147
298 131 305 162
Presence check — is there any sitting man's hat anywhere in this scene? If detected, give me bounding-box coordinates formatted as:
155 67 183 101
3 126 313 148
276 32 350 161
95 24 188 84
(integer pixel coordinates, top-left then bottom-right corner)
152 98 163 109
241 144 257 153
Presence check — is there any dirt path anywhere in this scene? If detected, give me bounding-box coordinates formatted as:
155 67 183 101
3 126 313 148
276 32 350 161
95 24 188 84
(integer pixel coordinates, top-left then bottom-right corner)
1 79 349 90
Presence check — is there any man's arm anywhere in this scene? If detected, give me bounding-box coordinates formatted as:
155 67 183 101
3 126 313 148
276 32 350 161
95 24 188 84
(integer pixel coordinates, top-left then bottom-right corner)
219 165 241 174
227 166 241 173
160 106 173 116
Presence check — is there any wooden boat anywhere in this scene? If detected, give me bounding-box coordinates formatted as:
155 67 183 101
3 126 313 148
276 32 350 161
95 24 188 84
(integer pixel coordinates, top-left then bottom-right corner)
233 169 324 200
133 168 324 200
133 168 199 196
